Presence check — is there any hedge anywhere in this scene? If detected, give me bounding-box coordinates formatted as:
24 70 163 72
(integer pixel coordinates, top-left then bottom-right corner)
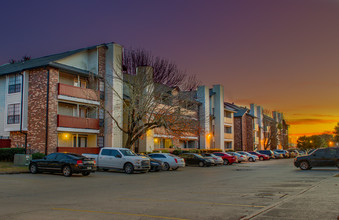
0 148 25 162
32 153 45 160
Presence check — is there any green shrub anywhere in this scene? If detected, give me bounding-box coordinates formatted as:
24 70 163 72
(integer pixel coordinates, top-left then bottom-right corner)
0 148 25 162
172 149 182 155
32 152 45 160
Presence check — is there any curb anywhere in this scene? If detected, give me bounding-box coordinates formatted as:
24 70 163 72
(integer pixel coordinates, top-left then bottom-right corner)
0 171 29 175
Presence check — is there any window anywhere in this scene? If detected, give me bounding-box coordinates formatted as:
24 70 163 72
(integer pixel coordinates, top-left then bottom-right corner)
46 153 57 160
111 150 122 157
98 136 104 148
224 111 232 118
7 104 20 124
101 149 112 156
225 142 232 149
78 137 87 148
8 74 21 94
224 126 232 134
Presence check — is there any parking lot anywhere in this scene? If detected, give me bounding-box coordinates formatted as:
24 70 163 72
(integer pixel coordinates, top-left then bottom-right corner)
0 159 338 220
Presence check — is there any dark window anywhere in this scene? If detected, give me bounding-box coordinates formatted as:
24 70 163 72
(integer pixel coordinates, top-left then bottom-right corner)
214 153 222 156
149 154 159 158
98 136 104 148
8 74 22 94
111 150 122 157
55 154 68 161
314 149 325 157
7 103 20 124
224 126 232 134
46 153 57 160
325 148 336 158
101 149 111 156
224 111 232 118
78 137 87 148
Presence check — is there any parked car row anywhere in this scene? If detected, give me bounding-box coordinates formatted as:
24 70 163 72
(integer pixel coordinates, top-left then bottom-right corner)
29 147 308 177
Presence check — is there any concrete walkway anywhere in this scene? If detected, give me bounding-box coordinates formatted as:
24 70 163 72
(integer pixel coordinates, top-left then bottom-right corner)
244 174 339 220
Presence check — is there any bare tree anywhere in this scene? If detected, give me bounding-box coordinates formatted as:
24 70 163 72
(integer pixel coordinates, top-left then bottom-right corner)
101 62 201 149
263 115 278 150
123 48 200 90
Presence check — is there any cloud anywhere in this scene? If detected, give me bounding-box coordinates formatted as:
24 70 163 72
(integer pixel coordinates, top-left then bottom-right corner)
286 119 338 125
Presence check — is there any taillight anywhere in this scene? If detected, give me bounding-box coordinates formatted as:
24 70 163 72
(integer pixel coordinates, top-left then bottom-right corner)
175 158 178 163
93 160 96 165
77 160 83 165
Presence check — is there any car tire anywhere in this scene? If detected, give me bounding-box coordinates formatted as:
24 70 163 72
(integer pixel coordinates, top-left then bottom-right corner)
223 159 229 165
299 161 311 170
82 172 90 176
198 161 205 167
249 157 254 162
163 162 170 171
62 165 72 177
238 161 242 163
124 163 134 174
29 163 38 174
259 156 264 161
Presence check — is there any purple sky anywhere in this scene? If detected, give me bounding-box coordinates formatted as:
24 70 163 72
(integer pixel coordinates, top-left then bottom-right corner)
1 0 339 136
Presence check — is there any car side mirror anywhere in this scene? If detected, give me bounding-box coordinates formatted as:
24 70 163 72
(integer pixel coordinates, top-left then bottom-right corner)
116 154 122 158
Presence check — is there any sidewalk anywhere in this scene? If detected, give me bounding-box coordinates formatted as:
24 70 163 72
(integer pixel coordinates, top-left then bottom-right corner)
244 174 339 220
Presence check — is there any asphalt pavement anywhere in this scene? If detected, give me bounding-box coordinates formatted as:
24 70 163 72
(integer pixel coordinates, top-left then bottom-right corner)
0 158 338 220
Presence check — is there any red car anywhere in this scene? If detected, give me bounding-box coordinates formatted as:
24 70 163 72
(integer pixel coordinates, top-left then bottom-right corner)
249 151 270 161
212 152 237 165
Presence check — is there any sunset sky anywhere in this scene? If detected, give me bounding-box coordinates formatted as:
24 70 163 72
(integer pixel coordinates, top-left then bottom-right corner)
1 0 339 141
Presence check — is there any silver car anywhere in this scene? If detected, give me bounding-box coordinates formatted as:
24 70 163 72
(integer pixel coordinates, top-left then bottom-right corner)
237 151 257 162
201 153 224 165
148 153 185 171
227 152 247 163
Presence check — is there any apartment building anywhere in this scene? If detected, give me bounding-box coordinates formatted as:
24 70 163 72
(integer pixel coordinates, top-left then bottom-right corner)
0 43 123 154
197 85 235 151
225 102 255 152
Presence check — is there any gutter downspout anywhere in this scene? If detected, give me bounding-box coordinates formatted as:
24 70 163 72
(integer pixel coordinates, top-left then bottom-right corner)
45 69 50 155
19 72 28 154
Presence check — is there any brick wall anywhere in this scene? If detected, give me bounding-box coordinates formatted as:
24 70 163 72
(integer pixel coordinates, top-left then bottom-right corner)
27 68 58 154
10 131 26 148
245 115 254 151
233 117 242 151
98 46 106 146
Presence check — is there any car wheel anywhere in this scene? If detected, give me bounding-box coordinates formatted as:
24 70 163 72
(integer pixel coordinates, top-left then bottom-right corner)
163 162 170 171
223 159 229 165
62 165 72 177
124 163 134 174
82 172 90 176
249 157 254 162
198 161 205 167
259 156 264 161
299 161 310 170
29 163 38 174
238 161 242 163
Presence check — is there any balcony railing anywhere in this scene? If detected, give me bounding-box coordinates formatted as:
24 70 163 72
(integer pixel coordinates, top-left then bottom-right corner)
57 115 99 130
58 83 99 101
224 133 233 139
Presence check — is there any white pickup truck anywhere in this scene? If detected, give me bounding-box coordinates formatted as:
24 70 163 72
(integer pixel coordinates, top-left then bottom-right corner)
83 147 150 174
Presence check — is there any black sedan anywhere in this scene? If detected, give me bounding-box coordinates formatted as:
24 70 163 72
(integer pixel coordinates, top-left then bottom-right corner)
180 153 212 167
29 153 96 177
294 147 339 170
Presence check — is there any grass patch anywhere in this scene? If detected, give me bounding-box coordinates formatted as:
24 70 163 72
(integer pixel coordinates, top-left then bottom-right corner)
0 162 28 173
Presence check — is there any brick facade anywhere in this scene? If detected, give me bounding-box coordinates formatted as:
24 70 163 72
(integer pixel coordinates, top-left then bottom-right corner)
27 68 58 154
98 46 106 146
10 131 26 148
233 115 254 151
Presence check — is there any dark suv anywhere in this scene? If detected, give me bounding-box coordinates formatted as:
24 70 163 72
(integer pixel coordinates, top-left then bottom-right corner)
294 147 339 170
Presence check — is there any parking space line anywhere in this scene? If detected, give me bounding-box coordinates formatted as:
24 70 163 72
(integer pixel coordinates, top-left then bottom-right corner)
117 198 266 208
51 208 189 220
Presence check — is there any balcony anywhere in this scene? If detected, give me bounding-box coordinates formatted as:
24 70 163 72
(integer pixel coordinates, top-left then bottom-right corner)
58 83 99 101
57 115 99 130
224 133 233 140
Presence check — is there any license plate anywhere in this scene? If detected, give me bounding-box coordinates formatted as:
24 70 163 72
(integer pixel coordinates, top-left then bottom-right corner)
87 167 92 170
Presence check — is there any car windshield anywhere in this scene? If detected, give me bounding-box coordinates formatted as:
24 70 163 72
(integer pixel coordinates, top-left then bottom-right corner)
195 154 204 158
120 149 136 156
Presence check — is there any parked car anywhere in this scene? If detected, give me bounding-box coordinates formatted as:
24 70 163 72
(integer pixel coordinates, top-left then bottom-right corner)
294 147 339 170
249 151 270 160
273 151 284 159
307 149 317 155
180 153 212 167
29 153 96 177
201 153 224 165
148 153 185 171
237 151 257 162
257 150 275 159
287 149 299 158
274 149 289 158
212 152 237 165
83 147 150 174
227 152 246 163
139 155 164 172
